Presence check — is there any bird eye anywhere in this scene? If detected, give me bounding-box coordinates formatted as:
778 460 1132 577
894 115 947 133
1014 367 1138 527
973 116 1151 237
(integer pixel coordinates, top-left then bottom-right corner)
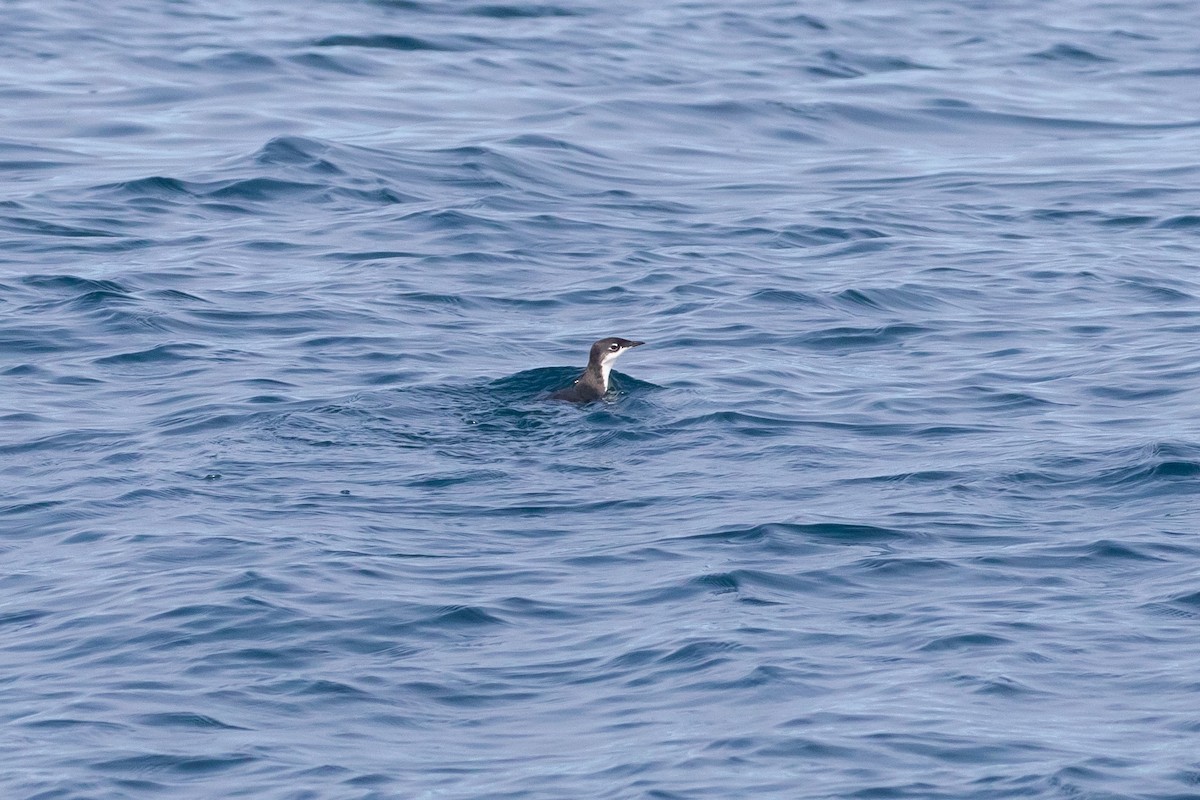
609 343 620 351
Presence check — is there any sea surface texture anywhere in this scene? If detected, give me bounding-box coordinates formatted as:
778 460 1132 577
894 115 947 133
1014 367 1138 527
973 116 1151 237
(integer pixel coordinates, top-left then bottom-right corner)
4 1 1200 798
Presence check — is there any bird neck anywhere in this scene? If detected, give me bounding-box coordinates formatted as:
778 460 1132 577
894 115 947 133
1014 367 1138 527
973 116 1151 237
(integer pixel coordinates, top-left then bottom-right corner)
584 359 610 391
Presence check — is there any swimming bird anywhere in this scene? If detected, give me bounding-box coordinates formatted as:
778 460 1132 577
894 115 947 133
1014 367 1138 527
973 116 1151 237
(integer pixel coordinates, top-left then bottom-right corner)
550 337 645 402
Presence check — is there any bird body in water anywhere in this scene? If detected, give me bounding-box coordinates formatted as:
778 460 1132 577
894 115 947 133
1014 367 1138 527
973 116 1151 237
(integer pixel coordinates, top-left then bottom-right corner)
550 337 644 402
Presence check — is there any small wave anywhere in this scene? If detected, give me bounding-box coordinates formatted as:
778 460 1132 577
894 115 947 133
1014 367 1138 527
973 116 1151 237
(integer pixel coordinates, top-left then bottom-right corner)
287 51 372 75
420 605 506 628
917 632 1012 652
1157 215 1200 229
688 521 911 545
205 177 324 201
94 342 205 366
134 712 247 730
809 48 938 79
315 33 469 51
997 442 1200 501
253 135 344 172
22 273 131 293
198 50 277 72
92 752 257 776
465 4 579 19
1 215 118 238
1029 43 1113 63
792 323 929 350
831 285 950 312
103 175 194 199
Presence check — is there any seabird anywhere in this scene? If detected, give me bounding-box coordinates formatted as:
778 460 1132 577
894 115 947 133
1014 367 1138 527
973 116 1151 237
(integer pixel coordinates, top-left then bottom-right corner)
550 337 644 402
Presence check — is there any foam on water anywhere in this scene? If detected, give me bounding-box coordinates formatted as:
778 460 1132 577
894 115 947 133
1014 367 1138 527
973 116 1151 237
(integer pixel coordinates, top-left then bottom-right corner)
4 0 1200 798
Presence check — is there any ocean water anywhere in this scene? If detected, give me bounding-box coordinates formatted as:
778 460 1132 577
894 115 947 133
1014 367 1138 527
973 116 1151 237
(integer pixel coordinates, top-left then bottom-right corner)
4 0 1200 797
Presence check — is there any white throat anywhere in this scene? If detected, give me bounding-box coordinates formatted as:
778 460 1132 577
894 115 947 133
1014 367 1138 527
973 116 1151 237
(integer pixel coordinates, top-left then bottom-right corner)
599 351 622 389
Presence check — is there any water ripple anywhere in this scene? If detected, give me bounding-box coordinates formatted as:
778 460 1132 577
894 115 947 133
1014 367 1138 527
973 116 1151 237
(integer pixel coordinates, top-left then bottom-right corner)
4 0 1200 798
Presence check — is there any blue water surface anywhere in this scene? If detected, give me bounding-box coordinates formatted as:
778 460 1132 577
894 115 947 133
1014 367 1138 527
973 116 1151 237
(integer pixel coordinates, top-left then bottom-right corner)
4 1 1200 798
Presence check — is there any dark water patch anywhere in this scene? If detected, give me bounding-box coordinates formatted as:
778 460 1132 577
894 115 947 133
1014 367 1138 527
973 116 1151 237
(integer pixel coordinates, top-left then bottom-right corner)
0 429 129 457
134 712 247 731
967 675 1048 697
1079 539 1166 563
103 176 202 200
751 736 858 760
465 4 579 19
1099 215 1155 228
397 680 538 708
918 633 1013 652
102 171 364 208
0 411 47 424
952 386 1061 412
0 608 50 629
1097 445 1200 488
688 570 824 603
56 287 137 312
198 50 277 72
365 0 426 9
288 51 375 75
334 185 411 204
315 33 478 51
1156 214 1200 229
1164 590 1200 609
1088 384 1183 402
91 752 257 776
1029 43 1113 63
300 334 398 350
266 678 377 701
205 177 325 202
21 717 131 733
687 220 886 248
809 49 937 80
1146 592 1200 621
183 305 340 336
747 288 823 307
417 605 506 629
656 638 741 666
997 443 1200 500
76 121 156 139
1142 66 1200 78
686 521 912 548
323 249 422 262
22 274 132 294
1 215 118 238
0 139 84 161
406 469 509 488
792 323 929 350
0 499 68 519
251 136 345 175
503 134 607 157
0 158 75 173
831 285 950 312
843 469 965 487
1114 276 1193 302
802 419 999 440
662 410 793 441
0 325 97 355
858 556 959 579
93 342 206 366
1 364 44 377
396 207 513 234
925 104 1195 132
974 539 1167 574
